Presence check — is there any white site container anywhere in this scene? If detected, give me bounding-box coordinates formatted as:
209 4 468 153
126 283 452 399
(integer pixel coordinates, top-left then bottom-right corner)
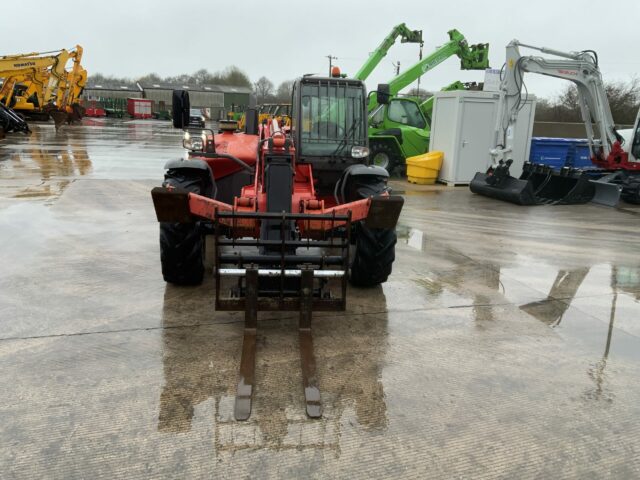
429 90 536 185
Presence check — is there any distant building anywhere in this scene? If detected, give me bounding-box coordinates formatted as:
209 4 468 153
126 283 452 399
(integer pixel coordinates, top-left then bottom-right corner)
81 82 251 120
82 83 143 101
137 83 251 119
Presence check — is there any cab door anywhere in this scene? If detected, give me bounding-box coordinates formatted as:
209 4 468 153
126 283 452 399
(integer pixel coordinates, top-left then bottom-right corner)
383 98 430 157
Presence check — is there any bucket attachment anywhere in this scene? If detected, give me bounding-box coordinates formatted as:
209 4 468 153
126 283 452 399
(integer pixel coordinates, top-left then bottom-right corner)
469 160 536 205
0 104 30 134
470 160 615 206
469 172 537 205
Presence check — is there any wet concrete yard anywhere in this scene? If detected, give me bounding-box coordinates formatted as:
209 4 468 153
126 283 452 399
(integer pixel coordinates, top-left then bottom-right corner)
1 120 640 478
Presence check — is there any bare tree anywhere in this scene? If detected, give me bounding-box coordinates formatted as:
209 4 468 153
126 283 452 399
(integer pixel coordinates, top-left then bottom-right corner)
254 76 275 104
406 87 432 101
89 65 253 89
136 72 162 85
275 80 294 103
219 66 251 88
535 78 640 125
87 73 133 86
192 69 211 85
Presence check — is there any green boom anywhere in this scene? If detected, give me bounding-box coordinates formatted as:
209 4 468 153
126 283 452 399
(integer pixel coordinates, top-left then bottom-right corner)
354 23 423 81
367 29 490 174
368 29 489 112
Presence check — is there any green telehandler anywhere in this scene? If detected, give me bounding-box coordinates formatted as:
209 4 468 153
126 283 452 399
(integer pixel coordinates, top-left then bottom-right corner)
366 29 489 174
353 23 423 81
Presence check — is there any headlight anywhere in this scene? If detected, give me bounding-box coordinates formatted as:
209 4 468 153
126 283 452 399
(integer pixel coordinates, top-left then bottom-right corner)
351 146 369 158
182 131 204 151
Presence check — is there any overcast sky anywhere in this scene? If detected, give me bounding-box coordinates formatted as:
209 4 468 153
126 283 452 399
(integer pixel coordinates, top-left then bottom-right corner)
4 0 639 99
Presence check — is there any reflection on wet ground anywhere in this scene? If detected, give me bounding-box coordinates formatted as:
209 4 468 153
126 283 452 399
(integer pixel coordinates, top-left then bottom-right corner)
158 284 389 454
399 224 640 362
0 119 183 201
1 122 640 477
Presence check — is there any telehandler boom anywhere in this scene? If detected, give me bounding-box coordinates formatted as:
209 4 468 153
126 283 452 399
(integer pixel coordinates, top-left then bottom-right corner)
367 29 488 112
367 29 489 172
353 23 423 81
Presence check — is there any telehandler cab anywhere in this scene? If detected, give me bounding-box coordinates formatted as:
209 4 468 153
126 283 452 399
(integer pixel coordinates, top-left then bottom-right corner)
151 73 404 420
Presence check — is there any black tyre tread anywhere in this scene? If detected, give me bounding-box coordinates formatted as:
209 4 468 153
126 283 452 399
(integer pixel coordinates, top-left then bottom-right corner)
621 179 640 204
160 222 204 285
349 223 397 287
159 174 204 285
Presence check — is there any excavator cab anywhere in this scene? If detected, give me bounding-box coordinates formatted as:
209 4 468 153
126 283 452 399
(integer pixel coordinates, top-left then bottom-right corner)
632 114 640 161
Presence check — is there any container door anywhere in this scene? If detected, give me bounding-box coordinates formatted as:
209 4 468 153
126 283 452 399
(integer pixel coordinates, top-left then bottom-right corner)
458 99 497 183
430 96 457 183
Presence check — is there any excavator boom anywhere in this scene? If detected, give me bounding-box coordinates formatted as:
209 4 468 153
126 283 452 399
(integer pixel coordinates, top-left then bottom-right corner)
470 40 640 206
0 45 86 125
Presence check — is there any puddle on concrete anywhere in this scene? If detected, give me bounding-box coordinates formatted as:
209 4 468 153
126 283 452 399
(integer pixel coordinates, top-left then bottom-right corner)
397 225 430 252
0 120 184 201
3 120 640 477
391 189 441 196
157 284 389 448
396 225 640 363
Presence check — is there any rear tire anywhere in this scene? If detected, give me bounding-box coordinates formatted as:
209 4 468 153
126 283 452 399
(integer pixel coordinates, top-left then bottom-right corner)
349 222 397 287
370 143 399 175
159 170 208 285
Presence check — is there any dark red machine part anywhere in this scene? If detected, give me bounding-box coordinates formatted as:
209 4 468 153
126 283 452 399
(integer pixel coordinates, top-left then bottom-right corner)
592 141 640 171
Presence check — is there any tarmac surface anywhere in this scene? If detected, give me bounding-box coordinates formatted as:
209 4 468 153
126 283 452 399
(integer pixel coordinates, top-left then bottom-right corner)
1 119 640 479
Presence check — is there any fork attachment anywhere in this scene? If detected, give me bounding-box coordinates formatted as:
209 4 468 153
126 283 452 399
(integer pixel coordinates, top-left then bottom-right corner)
214 210 351 420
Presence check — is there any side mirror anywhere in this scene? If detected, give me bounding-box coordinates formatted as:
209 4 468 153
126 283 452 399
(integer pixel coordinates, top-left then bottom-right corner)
172 90 190 129
377 84 391 105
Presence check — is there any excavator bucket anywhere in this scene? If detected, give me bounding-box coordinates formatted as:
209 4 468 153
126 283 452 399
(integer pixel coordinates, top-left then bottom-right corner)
470 161 620 206
524 165 595 204
469 171 536 205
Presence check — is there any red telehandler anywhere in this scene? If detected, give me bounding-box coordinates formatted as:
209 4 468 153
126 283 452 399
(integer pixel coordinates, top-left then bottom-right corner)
151 72 403 420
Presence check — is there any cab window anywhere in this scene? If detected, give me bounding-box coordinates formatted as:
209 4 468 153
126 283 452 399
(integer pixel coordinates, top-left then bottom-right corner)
387 99 426 129
633 123 640 160
369 105 385 126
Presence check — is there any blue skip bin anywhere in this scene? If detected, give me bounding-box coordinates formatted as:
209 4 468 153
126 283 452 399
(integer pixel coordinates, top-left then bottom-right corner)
529 137 593 170
572 144 593 168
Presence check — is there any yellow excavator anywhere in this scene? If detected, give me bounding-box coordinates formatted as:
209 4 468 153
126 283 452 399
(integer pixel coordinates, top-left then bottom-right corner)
237 103 291 130
0 45 86 126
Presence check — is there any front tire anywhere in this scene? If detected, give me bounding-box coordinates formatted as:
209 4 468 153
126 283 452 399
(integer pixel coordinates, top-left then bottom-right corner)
349 222 397 287
159 170 208 285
